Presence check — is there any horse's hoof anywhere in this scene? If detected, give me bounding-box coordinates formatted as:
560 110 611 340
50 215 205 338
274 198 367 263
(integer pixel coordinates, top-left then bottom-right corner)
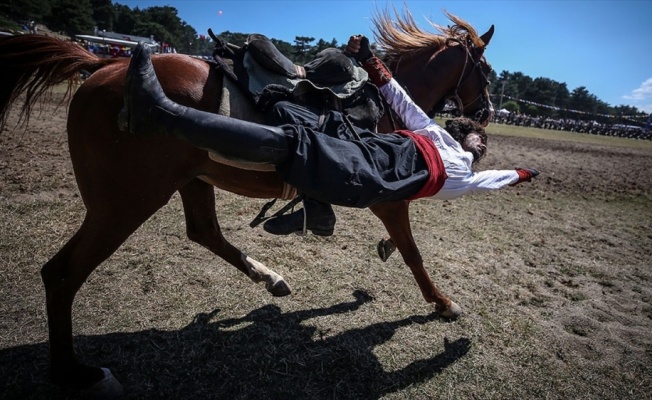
267 279 292 297
78 368 123 400
377 238 396 262
436 301 463 319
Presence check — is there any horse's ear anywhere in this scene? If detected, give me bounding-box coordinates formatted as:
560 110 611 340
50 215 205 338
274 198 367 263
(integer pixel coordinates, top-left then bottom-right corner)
479 25 495 47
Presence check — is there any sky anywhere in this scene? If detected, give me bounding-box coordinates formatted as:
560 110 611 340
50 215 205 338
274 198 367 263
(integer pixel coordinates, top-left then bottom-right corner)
115 0 652 114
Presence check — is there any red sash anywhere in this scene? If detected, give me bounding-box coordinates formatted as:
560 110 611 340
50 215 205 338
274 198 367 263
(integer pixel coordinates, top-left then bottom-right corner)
395 130 447 200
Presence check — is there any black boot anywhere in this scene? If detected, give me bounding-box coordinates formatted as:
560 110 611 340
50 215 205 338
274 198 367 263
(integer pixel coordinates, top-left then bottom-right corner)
118 43 292 165
263 198 336 236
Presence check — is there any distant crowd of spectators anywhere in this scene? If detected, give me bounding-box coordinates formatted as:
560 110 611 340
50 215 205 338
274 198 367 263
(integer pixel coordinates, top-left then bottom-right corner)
491 112 650 140
81 41 132 58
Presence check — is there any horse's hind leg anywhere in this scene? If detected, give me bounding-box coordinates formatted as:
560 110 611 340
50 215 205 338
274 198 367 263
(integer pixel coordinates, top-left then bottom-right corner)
41 205 161 394
178 178 291 296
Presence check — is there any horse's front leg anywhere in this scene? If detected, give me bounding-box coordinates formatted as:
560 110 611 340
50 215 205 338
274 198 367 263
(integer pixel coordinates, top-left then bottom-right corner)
370 201 463 319
178 179 291 296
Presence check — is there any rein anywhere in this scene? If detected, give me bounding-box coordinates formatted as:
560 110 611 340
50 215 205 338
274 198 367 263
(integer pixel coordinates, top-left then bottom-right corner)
445 37 492 124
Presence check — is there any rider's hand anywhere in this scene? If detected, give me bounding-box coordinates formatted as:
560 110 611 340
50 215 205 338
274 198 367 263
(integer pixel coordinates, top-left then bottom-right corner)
345 35 373 63
347 34 391 87
510 167 540 186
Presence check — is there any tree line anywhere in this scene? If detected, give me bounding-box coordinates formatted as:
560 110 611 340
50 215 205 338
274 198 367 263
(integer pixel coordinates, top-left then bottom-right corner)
1 0 200 53
492 72 645 126
1 0 647 125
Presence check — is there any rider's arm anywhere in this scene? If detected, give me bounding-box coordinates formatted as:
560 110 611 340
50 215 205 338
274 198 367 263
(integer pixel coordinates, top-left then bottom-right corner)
346 35 434 132
433 168 539 200
433 170 518 200
379 79 433 132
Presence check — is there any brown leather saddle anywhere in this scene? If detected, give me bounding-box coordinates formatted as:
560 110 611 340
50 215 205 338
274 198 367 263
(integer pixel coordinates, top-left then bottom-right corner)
207 29 384 132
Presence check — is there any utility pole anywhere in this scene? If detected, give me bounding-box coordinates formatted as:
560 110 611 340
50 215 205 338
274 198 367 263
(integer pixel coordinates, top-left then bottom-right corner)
498 80 507 110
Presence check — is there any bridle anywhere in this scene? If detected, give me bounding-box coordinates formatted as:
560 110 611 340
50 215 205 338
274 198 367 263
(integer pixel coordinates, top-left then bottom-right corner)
445 37 493 125
386 36 493 129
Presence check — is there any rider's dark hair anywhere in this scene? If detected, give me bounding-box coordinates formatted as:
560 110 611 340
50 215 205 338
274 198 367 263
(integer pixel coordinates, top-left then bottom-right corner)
444 117 488 163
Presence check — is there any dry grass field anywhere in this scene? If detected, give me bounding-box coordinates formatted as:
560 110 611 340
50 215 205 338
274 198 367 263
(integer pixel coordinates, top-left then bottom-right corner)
1 94 651 399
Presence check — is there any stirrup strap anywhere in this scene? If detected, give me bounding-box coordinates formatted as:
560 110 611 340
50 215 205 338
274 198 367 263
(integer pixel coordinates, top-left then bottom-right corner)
249 197 302 228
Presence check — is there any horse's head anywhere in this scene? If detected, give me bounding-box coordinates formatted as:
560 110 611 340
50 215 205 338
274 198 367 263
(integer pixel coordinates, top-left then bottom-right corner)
440 26 494 127
373 9 495 128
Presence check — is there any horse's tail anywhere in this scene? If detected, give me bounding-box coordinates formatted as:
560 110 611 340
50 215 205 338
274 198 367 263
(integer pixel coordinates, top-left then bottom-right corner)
0 34 117 130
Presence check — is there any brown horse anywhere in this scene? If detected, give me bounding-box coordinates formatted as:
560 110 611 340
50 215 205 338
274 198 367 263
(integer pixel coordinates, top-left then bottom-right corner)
0 9 493 397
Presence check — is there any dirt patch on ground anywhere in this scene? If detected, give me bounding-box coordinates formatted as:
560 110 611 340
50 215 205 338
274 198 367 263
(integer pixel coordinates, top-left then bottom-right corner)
1 95 651 399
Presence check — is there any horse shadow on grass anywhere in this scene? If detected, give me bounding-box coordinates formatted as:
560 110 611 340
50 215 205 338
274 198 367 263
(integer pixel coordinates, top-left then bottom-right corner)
0 290 471 399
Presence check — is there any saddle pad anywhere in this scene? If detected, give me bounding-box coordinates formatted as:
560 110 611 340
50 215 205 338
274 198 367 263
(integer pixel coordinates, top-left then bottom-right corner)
208 77 275 171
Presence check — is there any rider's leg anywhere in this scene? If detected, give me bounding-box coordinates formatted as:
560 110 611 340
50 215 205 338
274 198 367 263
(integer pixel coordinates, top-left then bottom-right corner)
119 43 292 165
263 102 337 236
119 44 337 236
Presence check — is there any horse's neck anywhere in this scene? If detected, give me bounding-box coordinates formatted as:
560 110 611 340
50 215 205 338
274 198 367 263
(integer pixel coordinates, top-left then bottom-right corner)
390 49 457 121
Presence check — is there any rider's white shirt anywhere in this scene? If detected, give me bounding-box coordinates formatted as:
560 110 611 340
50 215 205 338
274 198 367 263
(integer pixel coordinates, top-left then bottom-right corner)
380 78 519 200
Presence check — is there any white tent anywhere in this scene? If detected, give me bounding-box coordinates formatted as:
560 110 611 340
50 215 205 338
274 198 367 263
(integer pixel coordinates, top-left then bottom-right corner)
496 108 510 116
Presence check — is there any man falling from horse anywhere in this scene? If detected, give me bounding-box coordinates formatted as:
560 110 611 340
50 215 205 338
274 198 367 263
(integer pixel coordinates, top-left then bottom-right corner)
119 35 539 238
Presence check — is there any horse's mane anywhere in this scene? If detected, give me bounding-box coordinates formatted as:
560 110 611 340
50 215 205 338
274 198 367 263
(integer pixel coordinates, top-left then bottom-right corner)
371 7 484 63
